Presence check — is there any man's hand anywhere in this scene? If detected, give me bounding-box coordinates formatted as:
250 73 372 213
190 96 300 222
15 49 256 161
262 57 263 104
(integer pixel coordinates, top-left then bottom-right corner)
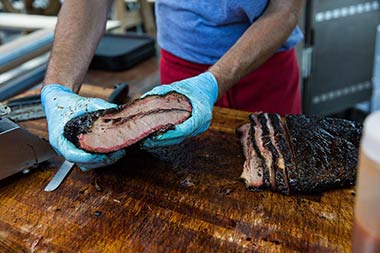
41 84 126 170
142 72 218 148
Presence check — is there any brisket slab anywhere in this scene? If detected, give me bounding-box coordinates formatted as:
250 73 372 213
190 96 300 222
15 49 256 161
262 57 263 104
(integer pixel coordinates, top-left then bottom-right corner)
285 114 361 193
238 113 362 194
64 92 192 153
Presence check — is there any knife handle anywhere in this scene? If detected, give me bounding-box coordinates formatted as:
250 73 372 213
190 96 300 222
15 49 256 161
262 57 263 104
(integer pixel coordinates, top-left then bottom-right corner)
108 82 129 105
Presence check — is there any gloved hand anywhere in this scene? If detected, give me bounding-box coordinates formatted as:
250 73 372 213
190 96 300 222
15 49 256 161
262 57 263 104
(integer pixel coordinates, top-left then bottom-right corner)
142 71 218 148
41 84 126 170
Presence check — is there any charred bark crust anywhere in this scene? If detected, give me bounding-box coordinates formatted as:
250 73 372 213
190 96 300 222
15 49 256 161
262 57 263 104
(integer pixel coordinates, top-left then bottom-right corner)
285 115 362 193
64 107 121 148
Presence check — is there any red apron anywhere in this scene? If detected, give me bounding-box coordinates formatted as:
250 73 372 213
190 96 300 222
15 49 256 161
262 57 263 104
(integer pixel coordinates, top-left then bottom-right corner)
160 48 301 115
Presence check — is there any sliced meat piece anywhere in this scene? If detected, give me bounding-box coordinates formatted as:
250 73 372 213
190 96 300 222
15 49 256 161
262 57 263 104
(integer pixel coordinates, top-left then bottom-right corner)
256 113 278 190
236 123 265 190
279 116 301 193
102 92 192 120
267 113 298 194
265 113 290 195
249 115 271 187
64 92 192 153
285 114 361 193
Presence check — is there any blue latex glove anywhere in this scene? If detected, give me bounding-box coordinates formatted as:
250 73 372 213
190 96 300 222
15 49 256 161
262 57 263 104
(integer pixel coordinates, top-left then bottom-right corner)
142 71 218 148
41 84 126 170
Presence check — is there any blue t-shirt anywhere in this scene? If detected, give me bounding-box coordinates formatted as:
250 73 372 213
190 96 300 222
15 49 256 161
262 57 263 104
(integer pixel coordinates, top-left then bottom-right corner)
155 0 304 65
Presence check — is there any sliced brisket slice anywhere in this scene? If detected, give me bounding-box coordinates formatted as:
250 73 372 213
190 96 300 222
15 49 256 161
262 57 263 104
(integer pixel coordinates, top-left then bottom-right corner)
285 115 361 193
265 113 291 195
255 113 278 190
101 92 192 120
268 114 298 193
236 123 265 190
64 92 192 153
248 115 272 188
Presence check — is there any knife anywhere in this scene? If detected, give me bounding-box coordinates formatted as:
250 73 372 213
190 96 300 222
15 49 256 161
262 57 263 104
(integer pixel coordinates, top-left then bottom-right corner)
44 160 75 192
5 82 129 122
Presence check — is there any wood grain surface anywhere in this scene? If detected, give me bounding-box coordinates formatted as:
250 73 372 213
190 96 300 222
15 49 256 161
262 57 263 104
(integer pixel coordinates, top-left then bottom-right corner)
0 85 356 252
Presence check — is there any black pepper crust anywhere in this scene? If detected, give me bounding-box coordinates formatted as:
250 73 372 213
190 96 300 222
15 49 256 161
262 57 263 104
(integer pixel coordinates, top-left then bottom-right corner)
285 114 362 193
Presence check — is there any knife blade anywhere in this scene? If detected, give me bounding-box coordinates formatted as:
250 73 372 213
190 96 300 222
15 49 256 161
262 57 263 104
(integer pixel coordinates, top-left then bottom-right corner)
44 160 75 192
5 82 129 123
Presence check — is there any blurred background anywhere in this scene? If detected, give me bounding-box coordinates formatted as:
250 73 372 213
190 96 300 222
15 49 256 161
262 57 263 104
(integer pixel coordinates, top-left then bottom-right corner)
0 0 379 122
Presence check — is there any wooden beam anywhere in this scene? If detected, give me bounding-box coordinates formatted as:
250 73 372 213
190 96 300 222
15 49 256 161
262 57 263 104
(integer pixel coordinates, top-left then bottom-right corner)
138 0 156 36
0 29 52 73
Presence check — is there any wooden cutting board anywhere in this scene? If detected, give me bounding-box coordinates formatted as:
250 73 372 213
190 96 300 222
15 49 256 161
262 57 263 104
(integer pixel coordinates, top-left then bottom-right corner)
0 85 355 252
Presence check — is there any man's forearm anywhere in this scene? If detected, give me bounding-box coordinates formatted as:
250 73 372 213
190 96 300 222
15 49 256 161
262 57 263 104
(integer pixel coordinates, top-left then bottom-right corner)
43 0 112 92
209 0 304 99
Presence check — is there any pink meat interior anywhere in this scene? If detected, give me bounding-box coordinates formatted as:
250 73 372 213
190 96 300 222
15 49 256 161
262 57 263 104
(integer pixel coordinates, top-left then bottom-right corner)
78 110 191 153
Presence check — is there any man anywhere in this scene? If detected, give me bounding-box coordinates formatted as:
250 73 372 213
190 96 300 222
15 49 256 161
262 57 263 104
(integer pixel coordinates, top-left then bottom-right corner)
41 0 304 169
